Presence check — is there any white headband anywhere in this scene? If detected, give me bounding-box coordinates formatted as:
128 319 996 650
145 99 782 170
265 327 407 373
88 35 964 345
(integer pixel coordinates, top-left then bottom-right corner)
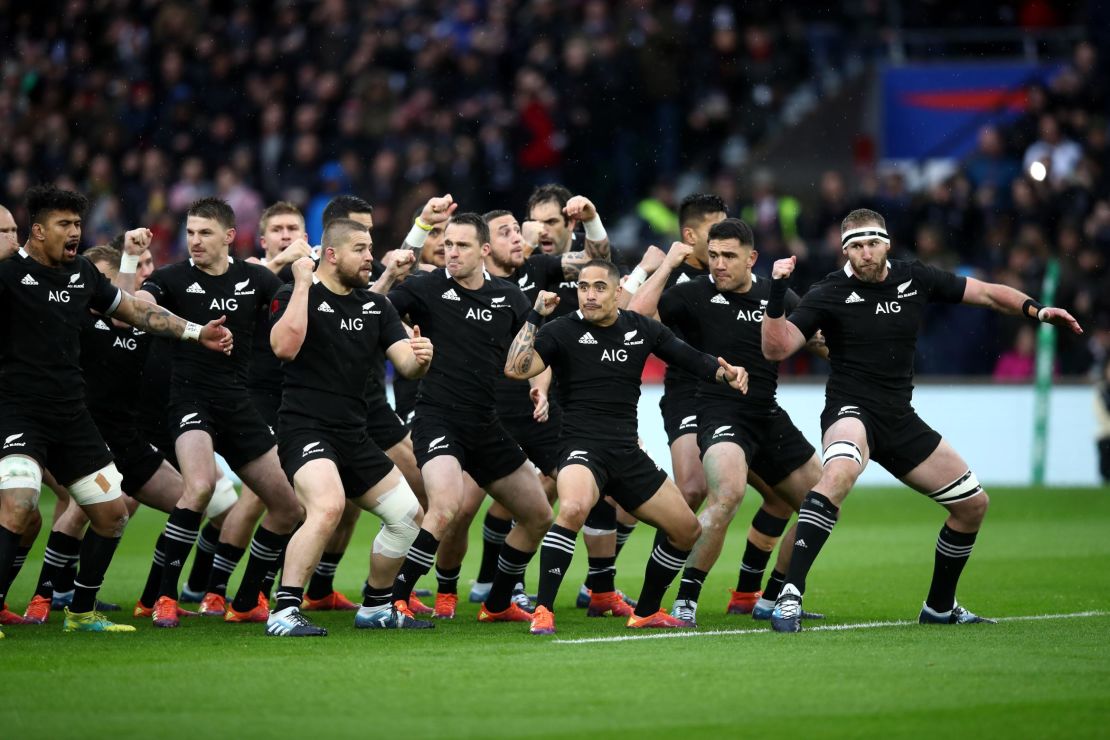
841 227 890 251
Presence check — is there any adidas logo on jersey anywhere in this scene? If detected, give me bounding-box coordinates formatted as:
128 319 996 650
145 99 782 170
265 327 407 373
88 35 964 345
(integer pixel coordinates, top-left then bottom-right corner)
578 332 597 345
845 292 864 304
676 273 691 284
318 301 334 313
795 539 807 548
20 274 37 286
710 293 729 305
186 282 205 294
547 567 563 576
441 288 460 301
94 319 111 331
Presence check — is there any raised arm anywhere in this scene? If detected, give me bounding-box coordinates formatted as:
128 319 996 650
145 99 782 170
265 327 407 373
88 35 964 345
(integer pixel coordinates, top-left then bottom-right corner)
111 293 232 354
564 195 610 260
626 242 689 316
761 256 809 361
370 249 415 294
504 290 559 380
269 257 315 361
962 277 1083 334
115 228 153 293
264 238 313 275
385 324 434 379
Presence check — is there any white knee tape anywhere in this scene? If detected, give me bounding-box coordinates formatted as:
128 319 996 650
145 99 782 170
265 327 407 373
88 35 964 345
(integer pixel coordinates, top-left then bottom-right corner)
926 469 983 504
0 455 43 492
205 476 238 519
369 478 421 558
822 440 863 468
68 464 124 506
582 526 616 537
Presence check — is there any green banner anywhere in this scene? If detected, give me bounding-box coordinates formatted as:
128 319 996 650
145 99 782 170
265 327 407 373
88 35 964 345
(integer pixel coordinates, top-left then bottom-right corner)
1031 259 1059 486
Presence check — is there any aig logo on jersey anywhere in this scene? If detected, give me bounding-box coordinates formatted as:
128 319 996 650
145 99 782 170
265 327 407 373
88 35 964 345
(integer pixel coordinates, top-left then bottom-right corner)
210 297 238 311
48 290 70 303
736 307 763 322
601 348 628 362
466 307 492 322
113 335 138 351
875 301 901 314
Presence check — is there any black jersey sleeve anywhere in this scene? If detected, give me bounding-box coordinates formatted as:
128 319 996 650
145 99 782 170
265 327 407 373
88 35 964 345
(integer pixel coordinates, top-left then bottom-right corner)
270 284 294 324
534 323 561 368
657 288 688 326
535 254 565 289
87 258 123 316
140 268 170 308
920 262 967 304
785 288 802 315
509 288 531 335
377 298 409 350
258 266 284 301
647 317 718 382
785 288 825 339
386 278 420 318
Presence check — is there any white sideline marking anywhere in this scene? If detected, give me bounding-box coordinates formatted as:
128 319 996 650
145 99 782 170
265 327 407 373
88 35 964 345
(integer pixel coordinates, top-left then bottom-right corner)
551 610 1110 645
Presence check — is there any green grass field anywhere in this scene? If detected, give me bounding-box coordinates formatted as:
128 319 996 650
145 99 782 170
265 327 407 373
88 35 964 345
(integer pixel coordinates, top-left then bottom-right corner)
3 486 1109 739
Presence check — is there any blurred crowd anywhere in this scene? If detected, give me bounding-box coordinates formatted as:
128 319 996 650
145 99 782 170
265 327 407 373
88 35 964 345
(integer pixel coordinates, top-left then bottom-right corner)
0 0 1105 376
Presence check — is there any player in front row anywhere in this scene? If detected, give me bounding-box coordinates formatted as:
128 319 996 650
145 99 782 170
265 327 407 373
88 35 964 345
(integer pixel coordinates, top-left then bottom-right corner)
0 185 231 635
761 208 1083 632
503 261 750 634
265 219 435 636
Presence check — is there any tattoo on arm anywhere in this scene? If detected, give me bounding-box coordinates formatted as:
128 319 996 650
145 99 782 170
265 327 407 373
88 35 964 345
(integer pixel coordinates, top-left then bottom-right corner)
506 323 538 377
584 237 611 260
117 293 187 338
561 251 588 280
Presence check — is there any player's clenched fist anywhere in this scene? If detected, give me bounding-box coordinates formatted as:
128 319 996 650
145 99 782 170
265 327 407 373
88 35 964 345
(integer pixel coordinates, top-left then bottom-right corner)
666 241 693 269
291 256 315 283
771 255 797 280
410 324 434 366
534 290 560 316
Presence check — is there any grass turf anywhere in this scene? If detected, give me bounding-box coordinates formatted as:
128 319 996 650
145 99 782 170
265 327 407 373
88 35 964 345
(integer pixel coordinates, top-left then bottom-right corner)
2 486 1108 739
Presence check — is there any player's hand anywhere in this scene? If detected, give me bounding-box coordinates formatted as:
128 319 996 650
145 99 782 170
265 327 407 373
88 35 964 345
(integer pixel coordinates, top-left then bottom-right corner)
771 255 797 280
534 290 560 316
275 239 313 267
665 241 693 269
291 256 315 283
563 195 598 226
637 245 666 274
123 228 153 255
200 316 234 355
530 387 549 423
409 325 434 366
384 248 416 277
1040 307 1083 335
420 194 457 226
717 357 748 394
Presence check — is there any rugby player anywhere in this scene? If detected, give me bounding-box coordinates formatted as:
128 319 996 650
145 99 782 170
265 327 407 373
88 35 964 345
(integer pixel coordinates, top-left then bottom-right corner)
0 185 231 634
630 221 826 626
761 208 1083 631
137 197 302 628
526 185 611 318
503 261 750 634
265 219 434 636
385 212 553 624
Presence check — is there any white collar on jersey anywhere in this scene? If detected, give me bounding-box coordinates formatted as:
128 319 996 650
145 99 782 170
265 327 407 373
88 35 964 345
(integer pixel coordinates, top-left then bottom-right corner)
18 247 28 259
189 255 235 267
843 262 855 278
312 273 320 284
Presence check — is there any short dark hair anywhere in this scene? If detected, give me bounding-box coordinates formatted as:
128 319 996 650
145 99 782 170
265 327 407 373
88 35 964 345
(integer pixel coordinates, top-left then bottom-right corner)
323 195 373 228
26 185 88 226
447 212 490 245
707 218 754 248
842 208 886 232
321 218 369 251
187 197 236 230
83 245 121 270
579 259 620 284
260 201 304 234
108 232 126 250
678 193 727 229
526 184 572 222
482 209 514 223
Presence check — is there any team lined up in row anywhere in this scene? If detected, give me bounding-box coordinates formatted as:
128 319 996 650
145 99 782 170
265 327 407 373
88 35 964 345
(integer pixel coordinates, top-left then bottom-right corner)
0 183 1081 637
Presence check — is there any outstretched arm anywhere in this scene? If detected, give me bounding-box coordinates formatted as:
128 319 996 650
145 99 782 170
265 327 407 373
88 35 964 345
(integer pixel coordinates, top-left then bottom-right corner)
111 293 232 354
761 256 809 361
504 291 559 380
962 277 1083 334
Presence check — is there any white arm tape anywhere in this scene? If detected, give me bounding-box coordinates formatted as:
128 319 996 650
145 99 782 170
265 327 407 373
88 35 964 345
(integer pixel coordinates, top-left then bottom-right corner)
623 266 649 295
404 222 430 250
583 216 607 242
119 253 140 273
182 322 202 342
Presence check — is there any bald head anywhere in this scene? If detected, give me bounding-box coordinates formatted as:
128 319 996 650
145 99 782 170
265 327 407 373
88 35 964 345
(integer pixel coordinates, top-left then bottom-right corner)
0 205 18 261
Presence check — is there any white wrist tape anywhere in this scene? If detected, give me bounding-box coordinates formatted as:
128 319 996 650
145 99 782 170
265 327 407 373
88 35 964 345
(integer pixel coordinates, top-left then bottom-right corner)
623 266 649 295
1036 307 1048 322
119 253 140 273
404 222 430 250
182 322 202 342
583 216 607 242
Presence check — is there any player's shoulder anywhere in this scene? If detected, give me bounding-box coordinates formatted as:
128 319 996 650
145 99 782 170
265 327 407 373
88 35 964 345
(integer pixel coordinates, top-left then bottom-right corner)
527 252 561 269
541 310 582 337
487 274 522 293
149 259 189 280
803 266 851 297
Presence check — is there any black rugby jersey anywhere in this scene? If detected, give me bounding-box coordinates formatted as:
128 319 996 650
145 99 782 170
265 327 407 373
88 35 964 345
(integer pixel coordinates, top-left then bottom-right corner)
387 268 529 417
141 257 283 398
787 259 966 408
534 310 720 446
272 277 408 429
80 312 151 421
659 274 799 412
659 261 710 396
0 248 121 407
